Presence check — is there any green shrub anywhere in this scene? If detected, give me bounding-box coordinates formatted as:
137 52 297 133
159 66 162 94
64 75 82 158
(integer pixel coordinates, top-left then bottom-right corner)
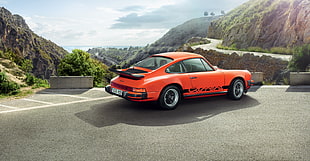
58 49 111 86
0 72 20 95
289 44 310 71
0 72 7 83
247 46 268 53
270 47 293 55
25 73 36 86
25 73 50 88
20 59 33 72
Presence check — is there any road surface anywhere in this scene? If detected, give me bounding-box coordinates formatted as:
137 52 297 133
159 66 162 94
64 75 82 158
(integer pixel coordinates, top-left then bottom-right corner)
192 38 292 61
0 86 309 160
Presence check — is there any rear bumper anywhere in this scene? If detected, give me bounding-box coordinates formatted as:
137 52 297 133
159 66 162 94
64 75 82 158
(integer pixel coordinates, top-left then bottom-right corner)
248 80 255 86
105 85 148 100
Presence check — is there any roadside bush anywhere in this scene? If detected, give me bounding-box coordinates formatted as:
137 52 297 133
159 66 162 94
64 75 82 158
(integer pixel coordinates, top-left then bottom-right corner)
25 73 49 88
289 44 310 71
0 72 20 95
58 49 111 86
270 47 293 55
247 46 268 53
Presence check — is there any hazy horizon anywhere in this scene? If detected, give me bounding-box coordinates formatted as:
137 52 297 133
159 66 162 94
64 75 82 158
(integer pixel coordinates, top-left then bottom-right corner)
1 0 248 46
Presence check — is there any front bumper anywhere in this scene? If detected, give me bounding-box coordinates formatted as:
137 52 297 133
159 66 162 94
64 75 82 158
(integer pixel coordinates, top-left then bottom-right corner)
105 85 148 100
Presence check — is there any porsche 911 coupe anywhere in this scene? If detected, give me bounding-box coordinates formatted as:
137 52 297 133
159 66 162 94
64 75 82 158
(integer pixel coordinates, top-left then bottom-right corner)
105 52 253 110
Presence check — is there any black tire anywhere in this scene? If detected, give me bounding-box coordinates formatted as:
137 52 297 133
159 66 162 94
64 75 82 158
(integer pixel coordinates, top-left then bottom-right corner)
228 79 245 100
158 85 181 110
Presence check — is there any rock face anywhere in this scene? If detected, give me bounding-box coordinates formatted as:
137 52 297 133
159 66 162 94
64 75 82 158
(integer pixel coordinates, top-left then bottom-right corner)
152 16 221 49
208 0 310 49
0 7 68 78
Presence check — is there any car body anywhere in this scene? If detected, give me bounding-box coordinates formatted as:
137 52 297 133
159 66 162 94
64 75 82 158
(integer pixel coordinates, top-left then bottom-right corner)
105 52 254 110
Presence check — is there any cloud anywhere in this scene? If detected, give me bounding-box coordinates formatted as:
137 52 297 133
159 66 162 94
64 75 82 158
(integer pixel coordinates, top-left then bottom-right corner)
17 0 249 46
111 0 248 29
119 5 144 12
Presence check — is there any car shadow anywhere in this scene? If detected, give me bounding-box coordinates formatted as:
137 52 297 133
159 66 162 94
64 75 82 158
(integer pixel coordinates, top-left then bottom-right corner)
285 86 310 92
75 95 260 127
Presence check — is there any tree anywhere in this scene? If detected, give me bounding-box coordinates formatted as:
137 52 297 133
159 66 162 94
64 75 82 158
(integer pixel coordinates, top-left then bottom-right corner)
58 49 110 86
289 44 310 71
210 12 215 16
221 10 225 15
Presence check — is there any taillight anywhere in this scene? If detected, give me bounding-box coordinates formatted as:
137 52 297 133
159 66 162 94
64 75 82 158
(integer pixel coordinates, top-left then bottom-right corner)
132 88 146 93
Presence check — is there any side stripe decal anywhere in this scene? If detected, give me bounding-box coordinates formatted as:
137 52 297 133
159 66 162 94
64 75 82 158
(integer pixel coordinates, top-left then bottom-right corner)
184 91 228 98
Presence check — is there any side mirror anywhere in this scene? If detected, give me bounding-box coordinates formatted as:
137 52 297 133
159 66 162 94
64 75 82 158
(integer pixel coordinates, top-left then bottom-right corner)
213 66 218 70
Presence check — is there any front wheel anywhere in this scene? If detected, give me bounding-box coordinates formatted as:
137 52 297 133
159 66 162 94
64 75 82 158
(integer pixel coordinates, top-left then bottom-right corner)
158 85 181 110
228 79 245 100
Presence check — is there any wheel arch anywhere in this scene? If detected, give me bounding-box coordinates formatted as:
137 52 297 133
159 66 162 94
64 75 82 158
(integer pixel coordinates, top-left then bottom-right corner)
160 83 184 98
229 76 246 86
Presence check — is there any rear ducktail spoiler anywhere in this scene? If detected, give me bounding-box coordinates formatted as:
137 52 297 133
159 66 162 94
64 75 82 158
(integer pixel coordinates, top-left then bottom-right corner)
109 68 145 80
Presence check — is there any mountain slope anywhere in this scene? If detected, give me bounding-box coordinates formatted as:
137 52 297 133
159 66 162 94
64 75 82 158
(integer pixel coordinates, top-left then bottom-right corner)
208 0 310 49
0 7 68 78
151 16 220 49
88 16 221 67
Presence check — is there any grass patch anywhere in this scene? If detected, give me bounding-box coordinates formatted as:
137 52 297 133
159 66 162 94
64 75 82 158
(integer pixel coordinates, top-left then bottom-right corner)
270 47 293 55
216 43 238 50
216 43 293 55
0 87 34 100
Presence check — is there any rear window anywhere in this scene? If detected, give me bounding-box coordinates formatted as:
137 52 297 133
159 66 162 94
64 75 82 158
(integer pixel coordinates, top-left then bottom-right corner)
134 56 173 70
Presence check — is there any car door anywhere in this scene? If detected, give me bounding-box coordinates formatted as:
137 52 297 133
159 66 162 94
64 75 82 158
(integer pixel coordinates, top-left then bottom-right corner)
182 58 225 97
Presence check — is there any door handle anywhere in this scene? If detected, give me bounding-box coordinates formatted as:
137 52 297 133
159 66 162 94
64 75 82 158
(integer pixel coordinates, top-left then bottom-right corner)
190 77 198 79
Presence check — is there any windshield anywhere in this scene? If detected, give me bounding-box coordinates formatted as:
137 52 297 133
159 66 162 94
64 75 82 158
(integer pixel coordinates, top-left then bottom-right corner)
134 56 173 70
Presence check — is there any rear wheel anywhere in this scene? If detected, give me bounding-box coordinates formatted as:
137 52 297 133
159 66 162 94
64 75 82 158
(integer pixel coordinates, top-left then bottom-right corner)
158 85 181 110
228 79 244 100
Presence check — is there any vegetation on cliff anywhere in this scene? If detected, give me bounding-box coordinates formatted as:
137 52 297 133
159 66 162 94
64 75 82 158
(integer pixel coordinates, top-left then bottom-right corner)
0 7 68 79
208 0 310 51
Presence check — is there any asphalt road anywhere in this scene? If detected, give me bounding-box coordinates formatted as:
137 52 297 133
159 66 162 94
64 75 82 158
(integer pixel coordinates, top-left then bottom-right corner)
192 38 292 61
0 86 309 160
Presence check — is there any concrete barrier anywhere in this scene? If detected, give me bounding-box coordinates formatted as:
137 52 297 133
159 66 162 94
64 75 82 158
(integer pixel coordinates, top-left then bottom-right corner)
49 76 93 89
251 72 263 85
290 72 310 85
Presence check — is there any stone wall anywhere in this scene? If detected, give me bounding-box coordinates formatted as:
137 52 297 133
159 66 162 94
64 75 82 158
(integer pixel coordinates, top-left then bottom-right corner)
49 76 93 89
180 47 288 83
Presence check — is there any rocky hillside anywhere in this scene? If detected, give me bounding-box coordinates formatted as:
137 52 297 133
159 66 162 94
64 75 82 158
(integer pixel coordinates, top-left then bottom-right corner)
208 0 310 49
179 47 288 84
88 16 221 67
151 16 220 49
0 7 68 79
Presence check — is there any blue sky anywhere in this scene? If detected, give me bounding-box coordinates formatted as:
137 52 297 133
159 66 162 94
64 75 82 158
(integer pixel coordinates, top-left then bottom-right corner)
1 0 248 46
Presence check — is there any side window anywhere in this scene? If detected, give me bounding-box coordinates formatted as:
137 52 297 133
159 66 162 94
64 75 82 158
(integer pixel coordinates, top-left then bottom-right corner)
166 62 186 73
201 59 214 71
183 58 207 72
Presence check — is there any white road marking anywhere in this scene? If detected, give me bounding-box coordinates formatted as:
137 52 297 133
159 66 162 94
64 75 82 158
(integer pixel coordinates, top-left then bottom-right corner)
39 91 90 99
0 95 118 114
22 98 54 105
0 104 19 109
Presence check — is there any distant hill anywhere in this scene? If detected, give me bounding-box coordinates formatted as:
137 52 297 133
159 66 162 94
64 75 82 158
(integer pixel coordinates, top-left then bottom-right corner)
0 7 68 78
88 16 220 67
208 0 310 49
150 16 221 49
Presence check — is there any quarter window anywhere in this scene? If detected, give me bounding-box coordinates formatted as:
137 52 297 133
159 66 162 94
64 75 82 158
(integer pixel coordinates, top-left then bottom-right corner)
166 62 186 73
183 58 207 72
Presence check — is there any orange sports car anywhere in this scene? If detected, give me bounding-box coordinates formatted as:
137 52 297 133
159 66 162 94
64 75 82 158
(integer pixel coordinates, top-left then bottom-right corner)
105 52 254 110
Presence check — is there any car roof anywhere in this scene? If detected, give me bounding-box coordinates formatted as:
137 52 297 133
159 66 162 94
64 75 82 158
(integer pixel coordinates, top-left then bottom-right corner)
153 52 203 61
